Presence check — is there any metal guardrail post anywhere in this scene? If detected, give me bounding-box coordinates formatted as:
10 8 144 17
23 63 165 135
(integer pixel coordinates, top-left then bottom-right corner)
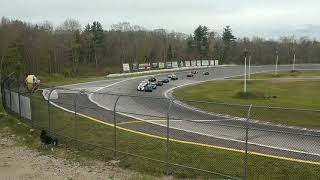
166 99 173 176
113 95 121 160
244 104 253 180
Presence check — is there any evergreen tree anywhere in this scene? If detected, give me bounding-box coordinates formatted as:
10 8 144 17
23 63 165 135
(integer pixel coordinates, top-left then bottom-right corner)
90 21 104 68
84 24 91 33
193 25 209 58
222 26 236 44
222 26 236 63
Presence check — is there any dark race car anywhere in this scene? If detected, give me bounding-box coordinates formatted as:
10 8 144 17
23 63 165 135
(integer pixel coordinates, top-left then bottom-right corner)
150 82 157 89
156 81 164 86
161 79 170 83
149 76 156 82
203 71 210 75
144 84 153 92
187 73 194 77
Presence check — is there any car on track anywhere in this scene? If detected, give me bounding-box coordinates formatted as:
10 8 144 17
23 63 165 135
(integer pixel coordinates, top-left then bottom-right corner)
187 73 194 77
144 84 153 92
161 79 170 83
156 81 163 86
140 80 149 85
137 82 147 91
203 71 210 75
171 75 178 80
191 70 198 74
149 76 156 82
168 73 176 79
150 82 157 89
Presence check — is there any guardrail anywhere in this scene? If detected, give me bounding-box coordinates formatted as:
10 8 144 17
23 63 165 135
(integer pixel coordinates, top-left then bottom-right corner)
106 65 236 78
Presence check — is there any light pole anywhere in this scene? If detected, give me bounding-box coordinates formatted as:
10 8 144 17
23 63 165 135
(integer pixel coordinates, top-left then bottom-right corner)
244 50 248 93
292 49 296 72
248 55 251 80
275 50 279 76
292 40 297 72
293 52 296 71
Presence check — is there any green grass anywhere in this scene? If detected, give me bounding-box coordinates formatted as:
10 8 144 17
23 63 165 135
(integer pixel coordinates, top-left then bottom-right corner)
232 70 320 80
15 91 319 179
174 70 320 129
38 73 109 86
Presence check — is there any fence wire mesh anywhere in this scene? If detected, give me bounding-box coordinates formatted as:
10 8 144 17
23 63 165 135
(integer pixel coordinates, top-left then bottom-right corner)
1 77 320 179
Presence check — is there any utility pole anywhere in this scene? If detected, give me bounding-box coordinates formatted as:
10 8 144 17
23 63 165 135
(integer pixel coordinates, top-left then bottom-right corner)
292 50 296 71
293 53 296 71
292 40 297 72
244 49 248 93
275 50 279 76
248 55 251 80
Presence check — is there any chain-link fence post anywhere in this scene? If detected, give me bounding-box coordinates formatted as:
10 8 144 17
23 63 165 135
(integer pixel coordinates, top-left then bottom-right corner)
166 99 173 176
18 84 22 121
47 88 54 135
113 95 121 160
1 80 4 109
9 81 12 112
30 91 34 128
244 104 253 180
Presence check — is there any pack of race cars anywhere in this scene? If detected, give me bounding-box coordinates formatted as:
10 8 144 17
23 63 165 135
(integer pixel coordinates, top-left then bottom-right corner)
137 73 177 92
137 70 210 92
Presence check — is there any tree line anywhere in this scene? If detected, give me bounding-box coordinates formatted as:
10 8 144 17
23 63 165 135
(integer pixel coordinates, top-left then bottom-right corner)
1 17 320 79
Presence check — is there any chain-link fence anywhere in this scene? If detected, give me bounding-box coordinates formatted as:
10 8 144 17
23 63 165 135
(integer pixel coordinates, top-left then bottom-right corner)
1 77 320 179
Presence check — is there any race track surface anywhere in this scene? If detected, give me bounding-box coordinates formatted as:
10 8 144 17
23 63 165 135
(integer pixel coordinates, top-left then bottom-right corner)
53 64 320 163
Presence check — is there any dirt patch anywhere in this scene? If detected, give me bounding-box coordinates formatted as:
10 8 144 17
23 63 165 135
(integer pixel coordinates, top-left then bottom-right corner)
0 128 161 180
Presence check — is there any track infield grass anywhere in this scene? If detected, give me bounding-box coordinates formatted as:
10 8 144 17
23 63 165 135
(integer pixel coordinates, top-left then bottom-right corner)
174 70 320 129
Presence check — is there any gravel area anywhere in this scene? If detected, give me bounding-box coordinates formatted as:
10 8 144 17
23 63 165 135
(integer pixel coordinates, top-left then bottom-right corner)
0 128 160 180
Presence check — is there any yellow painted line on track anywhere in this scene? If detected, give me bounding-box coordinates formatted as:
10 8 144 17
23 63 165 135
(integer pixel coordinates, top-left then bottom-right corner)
78 113 320 166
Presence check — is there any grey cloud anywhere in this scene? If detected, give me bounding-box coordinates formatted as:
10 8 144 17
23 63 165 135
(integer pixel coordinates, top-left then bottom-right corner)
1 0 320 38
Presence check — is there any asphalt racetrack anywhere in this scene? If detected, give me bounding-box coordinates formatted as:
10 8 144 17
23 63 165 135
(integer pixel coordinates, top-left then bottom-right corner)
53 64 320 163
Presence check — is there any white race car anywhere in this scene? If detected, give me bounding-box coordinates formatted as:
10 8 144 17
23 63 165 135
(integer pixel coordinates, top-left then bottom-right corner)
137 82 147 91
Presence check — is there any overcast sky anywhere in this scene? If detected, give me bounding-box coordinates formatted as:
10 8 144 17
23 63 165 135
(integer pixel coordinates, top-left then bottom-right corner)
1 0 320 39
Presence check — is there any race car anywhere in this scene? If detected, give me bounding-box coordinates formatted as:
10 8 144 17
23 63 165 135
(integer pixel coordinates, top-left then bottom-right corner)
191 70 198 74
187 73 194 77
171 75 178 80
168 73 176 79
149 76 156 82
144 84 153 92
156 81 164 86
150 82 157 89
203 71 210 75
161 79 170 83
137 82 147 91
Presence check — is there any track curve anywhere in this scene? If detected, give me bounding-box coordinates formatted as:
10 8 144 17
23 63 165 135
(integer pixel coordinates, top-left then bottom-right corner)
56 64 320 163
